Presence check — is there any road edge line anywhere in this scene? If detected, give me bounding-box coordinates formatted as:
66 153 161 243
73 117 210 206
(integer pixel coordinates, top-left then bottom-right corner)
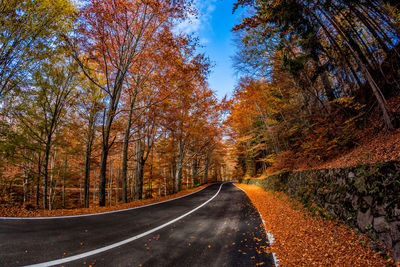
23 182 227 267
233 182 279 266
0 184 213 220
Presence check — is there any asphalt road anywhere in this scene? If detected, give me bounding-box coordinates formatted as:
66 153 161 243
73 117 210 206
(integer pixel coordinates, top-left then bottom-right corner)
0 182 275 267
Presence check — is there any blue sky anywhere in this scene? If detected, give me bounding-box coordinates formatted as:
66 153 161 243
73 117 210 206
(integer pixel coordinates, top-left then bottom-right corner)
176 0 241 100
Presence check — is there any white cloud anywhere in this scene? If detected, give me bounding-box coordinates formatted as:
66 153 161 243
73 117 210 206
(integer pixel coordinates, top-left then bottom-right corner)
199 38 210 45
175 12 201 34
174 0 217 35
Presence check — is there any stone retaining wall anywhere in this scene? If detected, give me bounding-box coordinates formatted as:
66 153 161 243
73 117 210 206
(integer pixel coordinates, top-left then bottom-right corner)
239 161 400 262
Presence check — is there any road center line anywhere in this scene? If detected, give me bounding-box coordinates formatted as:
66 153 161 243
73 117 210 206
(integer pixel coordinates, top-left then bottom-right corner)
24 183 227 267
0 184 211 220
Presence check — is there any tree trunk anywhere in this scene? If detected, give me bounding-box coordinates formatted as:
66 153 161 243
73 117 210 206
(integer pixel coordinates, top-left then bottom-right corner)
135 159 144 200
121 93 136 203
79 174 83 206
148 151 153 198
84 149 91 208
108 160 113 206
204 156 209 184
158 153 162 197
23 170 27 205
134 134 145 200
49 153 55 210
99 134 110 207
115 168 119 204
36 154 41 209
191 157 198 186
93 170 97 206
63 156 67 208
322 8 394 130
84 111 96 208
43 141 51 209
307 6 363 88
318 61 335 102
163 166 167 196
99 82 123 206
174 139 184 193
130 169 134 201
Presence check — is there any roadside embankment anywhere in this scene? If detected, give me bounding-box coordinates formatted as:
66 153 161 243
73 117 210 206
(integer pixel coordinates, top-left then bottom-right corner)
236 183 392 266
239 161 400 263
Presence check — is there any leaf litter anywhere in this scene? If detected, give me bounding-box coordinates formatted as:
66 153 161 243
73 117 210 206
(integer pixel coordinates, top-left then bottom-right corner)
237 184 394 266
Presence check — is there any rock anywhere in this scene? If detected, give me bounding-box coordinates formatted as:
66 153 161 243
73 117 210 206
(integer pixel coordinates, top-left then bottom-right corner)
391 222 400 242
378 232 392 248
373 217 390 233
392 242 400 263
363 196 373 207
357 209 373 231
345 192 352 201
348 172 355 179
366 229 377 241
352 195 359 210
394 208 400 218
328 193 339 203
375 204 386 216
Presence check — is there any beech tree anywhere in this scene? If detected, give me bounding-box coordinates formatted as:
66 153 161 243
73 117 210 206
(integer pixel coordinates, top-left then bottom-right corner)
0 0 226 210
0 0 76 100
157 55 222 192
76 0 187 206
9 56 78 209
77 79 104 208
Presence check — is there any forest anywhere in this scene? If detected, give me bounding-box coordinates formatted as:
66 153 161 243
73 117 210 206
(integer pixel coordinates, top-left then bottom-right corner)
1 0 400 213
0 0 228 210
2 1 400 265
228 0 400 178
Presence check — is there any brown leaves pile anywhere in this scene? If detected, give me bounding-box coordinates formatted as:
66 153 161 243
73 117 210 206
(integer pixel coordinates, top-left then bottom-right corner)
318 128 400 170
237 184 394 266
0 184 210 217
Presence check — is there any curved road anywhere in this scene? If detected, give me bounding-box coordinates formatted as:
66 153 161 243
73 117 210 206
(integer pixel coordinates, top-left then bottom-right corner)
0 182 275 267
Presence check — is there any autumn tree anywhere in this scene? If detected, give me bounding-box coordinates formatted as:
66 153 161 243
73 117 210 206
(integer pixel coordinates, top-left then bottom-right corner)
234 0 400 130
0 0 226 210
76 77 104 208
226 0 400 176
156 53 224 192
75 0 187 206
7 55 78 209
0 0 76 101
118 28 188 202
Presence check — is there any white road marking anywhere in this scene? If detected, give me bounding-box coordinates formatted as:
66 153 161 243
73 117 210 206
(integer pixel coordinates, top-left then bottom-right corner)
0 185 211 220
233 183 279 266
24 183 227 267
